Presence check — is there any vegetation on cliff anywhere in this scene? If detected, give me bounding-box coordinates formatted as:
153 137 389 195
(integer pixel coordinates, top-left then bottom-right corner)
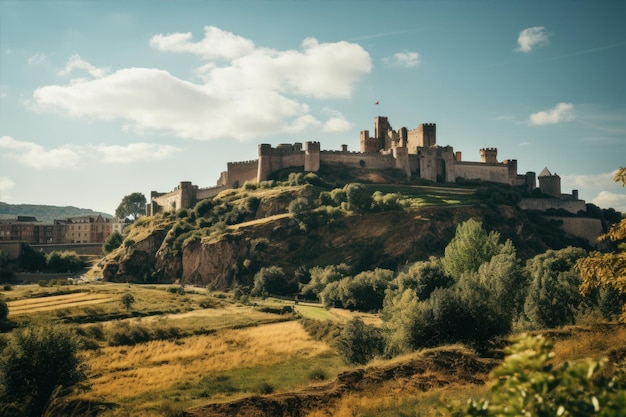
101 171 597 288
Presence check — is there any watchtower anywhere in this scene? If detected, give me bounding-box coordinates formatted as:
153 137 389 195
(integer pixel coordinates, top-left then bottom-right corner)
480 148 498 163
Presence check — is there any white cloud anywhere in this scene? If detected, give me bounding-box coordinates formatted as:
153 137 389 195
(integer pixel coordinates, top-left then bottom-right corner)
27 53 48 65
592 191 626 212
561 171 615 189
0 176 15 201
96 143 181 164
382 51 419 68
0 136 81 169
150 26 255 60
515 26 550 53
58 54 110 79
33 27 372 141
529 102 575 126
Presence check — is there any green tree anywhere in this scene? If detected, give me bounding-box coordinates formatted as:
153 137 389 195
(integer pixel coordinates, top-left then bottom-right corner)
288 197 312 231
0 322 85 417
300 264 350 300
441 218 505 277
115 192 147 221
103 231 124 254
336 318 384 365
452 334 626 417
121 293 135 312
320 268 394 312
251 266 295 297
45 250 84 272
524 247 587 329
383 221 521 351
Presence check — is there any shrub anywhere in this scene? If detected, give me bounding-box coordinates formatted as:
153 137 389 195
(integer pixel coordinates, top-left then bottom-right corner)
344 183 373 212
0 297 7 321
452 334 626 417
103 231 124 254
0 322 85 417
45 251 84 272
336 318 385 365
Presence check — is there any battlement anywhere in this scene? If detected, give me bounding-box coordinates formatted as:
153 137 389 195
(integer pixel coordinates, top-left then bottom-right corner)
479 148 498 163
227 159 258 167
305 141 321 152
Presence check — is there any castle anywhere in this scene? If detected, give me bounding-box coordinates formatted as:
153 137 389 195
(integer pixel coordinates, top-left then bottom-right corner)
147 116 581 215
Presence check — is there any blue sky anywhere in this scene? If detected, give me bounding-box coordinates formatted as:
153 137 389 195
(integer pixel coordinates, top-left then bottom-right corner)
1 0 625 215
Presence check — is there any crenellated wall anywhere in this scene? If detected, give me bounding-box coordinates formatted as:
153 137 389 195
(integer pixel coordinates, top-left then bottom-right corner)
147 115 590 217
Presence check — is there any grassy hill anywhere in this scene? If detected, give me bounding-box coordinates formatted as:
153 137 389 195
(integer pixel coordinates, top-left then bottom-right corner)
100 173 589 288
0 202 113 223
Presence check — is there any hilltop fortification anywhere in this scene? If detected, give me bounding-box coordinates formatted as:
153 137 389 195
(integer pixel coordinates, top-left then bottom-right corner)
147 116 578 215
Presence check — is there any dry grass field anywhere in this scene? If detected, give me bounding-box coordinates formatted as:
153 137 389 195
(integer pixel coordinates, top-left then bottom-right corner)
2 281 625 417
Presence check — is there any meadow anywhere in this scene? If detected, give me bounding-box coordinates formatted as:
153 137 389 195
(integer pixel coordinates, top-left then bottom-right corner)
2 281 624 417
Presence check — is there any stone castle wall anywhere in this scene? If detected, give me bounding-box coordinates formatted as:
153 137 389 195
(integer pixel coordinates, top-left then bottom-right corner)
519 198 587 214
226 160 258 186
320 151 395 170
454 162 513 184
544 217 603 245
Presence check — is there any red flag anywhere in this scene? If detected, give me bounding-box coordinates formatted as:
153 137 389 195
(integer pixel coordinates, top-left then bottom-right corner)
375 101 379 105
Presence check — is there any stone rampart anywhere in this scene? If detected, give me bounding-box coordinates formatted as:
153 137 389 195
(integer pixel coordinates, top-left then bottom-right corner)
519 198 587 214
454 162 512 184
196 185 228 200
226 160 258 186
31 243 104 255
545 217 603 246
320 151 395 169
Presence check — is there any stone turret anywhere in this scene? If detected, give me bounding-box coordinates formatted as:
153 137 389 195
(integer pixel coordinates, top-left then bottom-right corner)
257 144 273 182
480 148 498 163
538 167 561 196
305 141 321 172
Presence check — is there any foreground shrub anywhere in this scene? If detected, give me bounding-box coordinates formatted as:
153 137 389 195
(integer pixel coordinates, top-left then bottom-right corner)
0 322 85 417
452 334 626 416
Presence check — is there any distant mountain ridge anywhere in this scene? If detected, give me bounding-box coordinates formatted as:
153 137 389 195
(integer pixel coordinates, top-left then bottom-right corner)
0 202 113 224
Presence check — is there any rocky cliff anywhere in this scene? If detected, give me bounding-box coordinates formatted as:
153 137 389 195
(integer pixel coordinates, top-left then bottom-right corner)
101 182 589 288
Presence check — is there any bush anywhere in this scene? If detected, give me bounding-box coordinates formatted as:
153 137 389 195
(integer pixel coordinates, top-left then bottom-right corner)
452 334 626 416
0 297 7 321
103 231 124 254
336 318 385 365
45 251 84 272
0 322 85 417
344 183 373 212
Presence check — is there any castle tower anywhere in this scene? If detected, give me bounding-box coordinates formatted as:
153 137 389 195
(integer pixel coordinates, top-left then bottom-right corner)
304 141 321 172
374 116 391 140
360 129 383 153
257 144 273 182
179 181 195 210
417 123 436 147
525 171 537 192
480 148 498 163
538 167 561 196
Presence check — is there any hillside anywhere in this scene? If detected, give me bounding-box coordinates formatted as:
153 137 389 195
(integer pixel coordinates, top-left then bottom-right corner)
0 202 113 223
100 175 590 288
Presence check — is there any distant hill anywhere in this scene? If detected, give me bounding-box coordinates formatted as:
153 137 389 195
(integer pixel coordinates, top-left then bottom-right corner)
0 202 113 224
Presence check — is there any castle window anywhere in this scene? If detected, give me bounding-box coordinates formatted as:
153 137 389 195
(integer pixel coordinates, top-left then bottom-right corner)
359 160 366 168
